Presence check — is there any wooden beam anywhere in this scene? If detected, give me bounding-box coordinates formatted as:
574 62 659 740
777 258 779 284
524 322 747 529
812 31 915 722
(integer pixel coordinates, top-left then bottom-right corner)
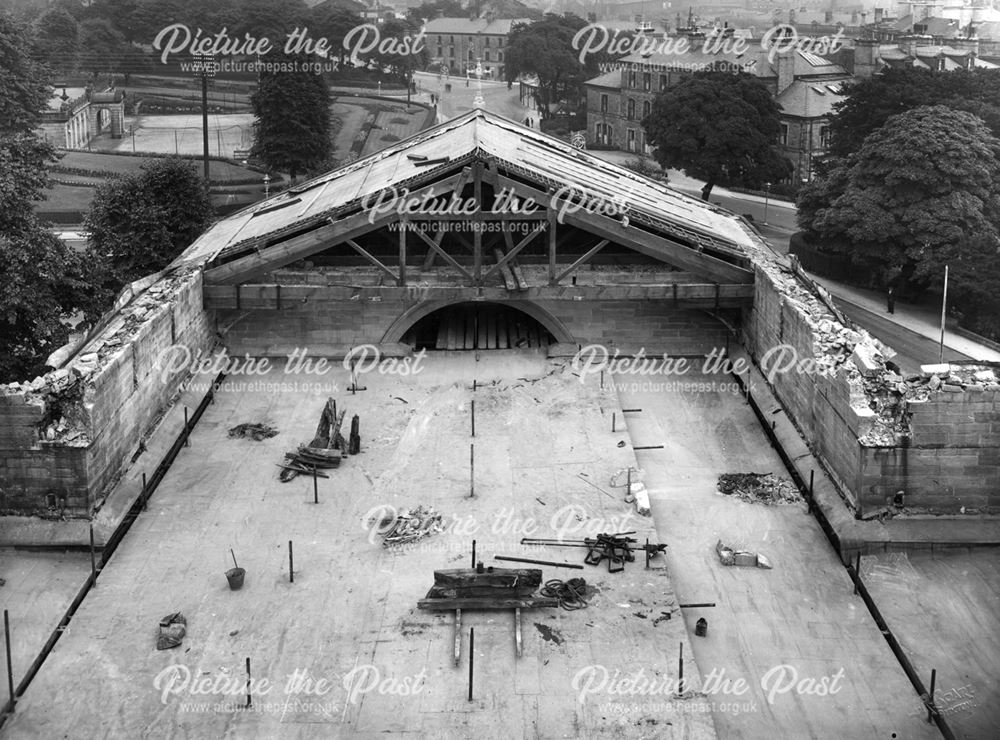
554 239 609 284
482 224 544 282
417 597 559 611
548 208 558 283
492 247 516 290
423 167 473 269
398 221 407 287
205 173 463 285
345 239 398 284
411 227 474 282
496 175 754 284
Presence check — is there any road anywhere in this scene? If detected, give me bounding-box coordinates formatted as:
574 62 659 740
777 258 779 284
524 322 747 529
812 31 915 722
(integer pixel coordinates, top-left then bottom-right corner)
834 301 970 375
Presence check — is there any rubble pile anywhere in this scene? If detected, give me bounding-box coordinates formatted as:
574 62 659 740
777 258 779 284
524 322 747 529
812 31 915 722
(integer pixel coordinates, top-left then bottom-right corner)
377 505 445 547
228 423 279 441
717 473 801 505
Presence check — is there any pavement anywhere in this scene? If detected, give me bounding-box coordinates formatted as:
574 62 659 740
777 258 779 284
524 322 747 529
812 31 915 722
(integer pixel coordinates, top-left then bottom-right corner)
0 353 715 739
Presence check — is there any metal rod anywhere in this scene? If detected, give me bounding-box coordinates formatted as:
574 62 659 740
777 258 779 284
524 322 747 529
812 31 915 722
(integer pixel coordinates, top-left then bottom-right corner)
576 474 615 499
471 400 475 438
4 610 14 714
313 468 318 504
939 265 948 363
612 412 616 432
679 603 717 608
289 540 294 583
495 555 584 569
470 444 474 498
621 408 642 413
142 472 148 511
245 657 252 708
600 370 604 389
184 407 190 446
89 523 97 586
468 628 475 701
678 642 684 694
854 551 861 595
633 445 665 450
928 668 937 722
471 540 476 569
808 469 814 513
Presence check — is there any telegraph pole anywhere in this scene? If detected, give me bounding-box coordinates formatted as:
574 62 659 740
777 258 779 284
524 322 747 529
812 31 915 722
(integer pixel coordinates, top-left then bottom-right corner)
193 55 218 182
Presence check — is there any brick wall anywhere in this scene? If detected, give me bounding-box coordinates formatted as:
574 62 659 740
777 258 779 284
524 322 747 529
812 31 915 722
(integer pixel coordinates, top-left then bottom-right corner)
0 271 213 518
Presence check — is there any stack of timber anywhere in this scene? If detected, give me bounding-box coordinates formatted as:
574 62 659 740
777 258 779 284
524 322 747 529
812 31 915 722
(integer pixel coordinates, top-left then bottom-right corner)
417 568 559 610
278 398 347 482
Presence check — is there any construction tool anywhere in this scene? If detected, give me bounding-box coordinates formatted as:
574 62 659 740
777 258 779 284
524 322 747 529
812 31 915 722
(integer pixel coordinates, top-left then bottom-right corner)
520 533 662 573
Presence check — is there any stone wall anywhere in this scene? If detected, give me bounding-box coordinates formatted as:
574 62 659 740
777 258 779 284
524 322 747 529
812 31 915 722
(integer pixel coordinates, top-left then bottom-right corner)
742 257 1000 516
215 296 727 358
0 270 213 518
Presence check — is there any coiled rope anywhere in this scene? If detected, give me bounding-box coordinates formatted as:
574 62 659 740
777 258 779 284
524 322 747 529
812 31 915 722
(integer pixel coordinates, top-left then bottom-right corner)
540 578 591 610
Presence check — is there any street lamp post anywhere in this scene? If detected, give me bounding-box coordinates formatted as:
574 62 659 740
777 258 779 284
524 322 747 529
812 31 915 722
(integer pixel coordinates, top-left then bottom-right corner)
763 182 771 226
263 174 271 199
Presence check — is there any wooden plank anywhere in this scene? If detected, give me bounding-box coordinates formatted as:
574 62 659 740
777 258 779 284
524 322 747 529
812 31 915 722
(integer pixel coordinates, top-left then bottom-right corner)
464 310 475 350
497 309 509 349
417 597 560 611
477 307 488 349
492 247 516 290
454 609 462 666
436 313 449 350
473 162 483 283
548 209 558 283
495 175 755 284
487 308 497 349
482 224 544 283
412 227 474 282
422 168 472 269
446 310 459 350
398 222 407 287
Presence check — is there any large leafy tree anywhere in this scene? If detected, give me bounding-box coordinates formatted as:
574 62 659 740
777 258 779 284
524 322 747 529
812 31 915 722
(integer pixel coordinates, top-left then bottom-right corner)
84 157 213 305
504 13 604 116
0 10 90 382
250 56 332 181
310 3 362 67
827 67 1000 158
365 17 429 87
798 105 1000 326
32 7 80 72
643 70 791 200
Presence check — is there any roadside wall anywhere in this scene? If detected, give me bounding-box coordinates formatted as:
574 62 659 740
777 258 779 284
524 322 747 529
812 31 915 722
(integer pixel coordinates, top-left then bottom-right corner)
0 271 213 518
743 260 1000 515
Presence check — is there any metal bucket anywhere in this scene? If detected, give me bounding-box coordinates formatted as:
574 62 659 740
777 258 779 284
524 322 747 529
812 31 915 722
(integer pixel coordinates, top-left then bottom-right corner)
225 567 245 590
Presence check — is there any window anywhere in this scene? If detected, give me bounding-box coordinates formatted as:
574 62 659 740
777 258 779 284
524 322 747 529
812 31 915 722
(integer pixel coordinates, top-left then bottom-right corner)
627 128 636 152
642 100 650 119
628 70 637 88
449 46 454 58
600 94 608 113
484 37 490 46
659 74 667 91
819 125 831 149
437 45 442 57
485 50 490 61
498 37 503 47
596 122 613 145
469 48 475 61
498 51 503 62
627 99 635 120
438 35 443 44
779 123 788 146
450 35 454 43
643 72 651 91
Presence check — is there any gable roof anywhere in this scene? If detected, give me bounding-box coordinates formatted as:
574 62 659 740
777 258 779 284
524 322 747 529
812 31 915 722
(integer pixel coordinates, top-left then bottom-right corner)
616 47 846 80
776 79 850 118
423 16 528 35
182 109 754 273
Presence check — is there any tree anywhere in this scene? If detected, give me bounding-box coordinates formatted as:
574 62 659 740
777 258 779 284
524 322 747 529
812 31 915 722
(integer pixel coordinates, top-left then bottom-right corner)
797 106 1000 310
407 0 464 23
828 67 1000 158
309 3 362 67
365 17 428 86
250 56 332 181
78 17 131 78
505 14 604 116
642 70 791 200
32 7 80 72
0 10 90 382
84 157 213 306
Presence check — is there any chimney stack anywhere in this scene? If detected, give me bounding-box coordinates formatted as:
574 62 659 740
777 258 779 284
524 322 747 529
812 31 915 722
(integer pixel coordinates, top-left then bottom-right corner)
776 49 794 94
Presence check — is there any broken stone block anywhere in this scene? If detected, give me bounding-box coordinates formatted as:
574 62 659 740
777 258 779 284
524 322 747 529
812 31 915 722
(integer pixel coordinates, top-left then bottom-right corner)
974 369 996 382
942 383 963 392
756 554 773 569
733 552 758 567
928 375 942 390
850 344 882 376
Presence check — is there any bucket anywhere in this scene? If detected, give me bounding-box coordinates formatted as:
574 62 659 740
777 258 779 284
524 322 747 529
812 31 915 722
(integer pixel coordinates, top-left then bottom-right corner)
225 567 246 590
695 618 708 637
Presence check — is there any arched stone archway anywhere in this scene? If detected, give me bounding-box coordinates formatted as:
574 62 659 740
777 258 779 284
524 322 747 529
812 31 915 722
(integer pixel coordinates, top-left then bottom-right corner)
381 299 575 347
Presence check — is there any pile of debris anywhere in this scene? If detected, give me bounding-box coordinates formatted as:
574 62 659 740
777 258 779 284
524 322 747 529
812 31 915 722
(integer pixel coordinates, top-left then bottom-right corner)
378 505 446 547
717 473 801 505
228 423 278 441
716 539 772 569
279 398 360 481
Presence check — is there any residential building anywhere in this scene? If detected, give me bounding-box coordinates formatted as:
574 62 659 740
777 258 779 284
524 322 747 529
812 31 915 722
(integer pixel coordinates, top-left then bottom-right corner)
583 32 852 181
422 12 527 79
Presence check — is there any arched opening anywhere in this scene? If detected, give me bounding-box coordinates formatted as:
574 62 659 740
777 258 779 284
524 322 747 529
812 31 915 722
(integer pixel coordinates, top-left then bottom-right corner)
400 302 558 351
